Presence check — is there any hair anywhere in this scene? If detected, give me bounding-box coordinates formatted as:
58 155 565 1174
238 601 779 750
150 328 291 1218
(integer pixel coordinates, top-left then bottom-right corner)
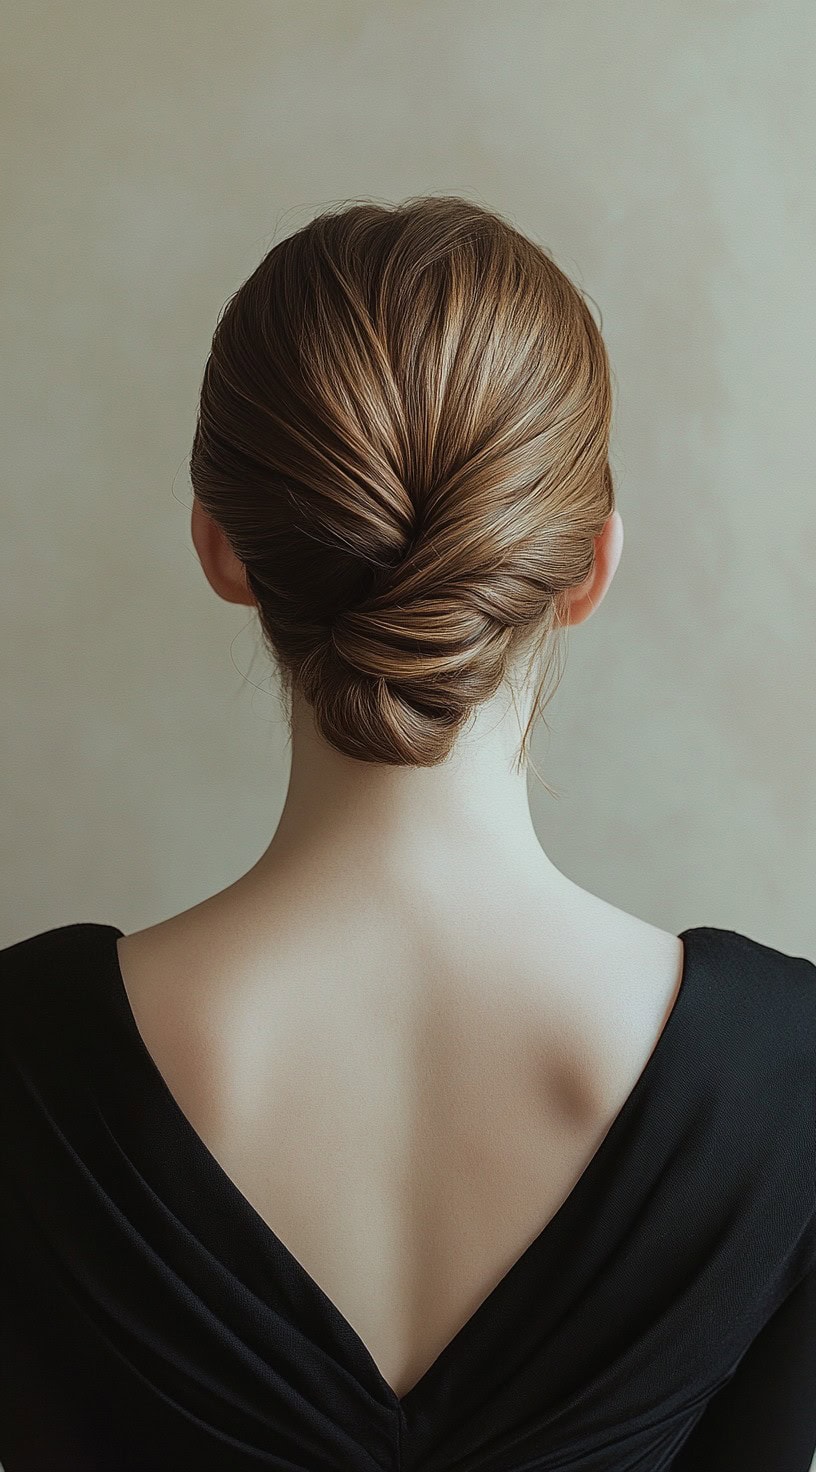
189 194 615 776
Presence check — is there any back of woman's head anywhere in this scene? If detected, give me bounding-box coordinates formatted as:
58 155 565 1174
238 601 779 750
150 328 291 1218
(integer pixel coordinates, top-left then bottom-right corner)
190 194 614 769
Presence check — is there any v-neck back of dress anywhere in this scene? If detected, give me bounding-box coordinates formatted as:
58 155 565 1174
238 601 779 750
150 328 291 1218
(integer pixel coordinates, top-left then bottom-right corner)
1 920 814 1472
110 915 688 1408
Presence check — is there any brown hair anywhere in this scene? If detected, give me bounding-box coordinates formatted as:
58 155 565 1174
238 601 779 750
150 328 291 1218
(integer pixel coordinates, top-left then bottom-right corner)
189 194 614 774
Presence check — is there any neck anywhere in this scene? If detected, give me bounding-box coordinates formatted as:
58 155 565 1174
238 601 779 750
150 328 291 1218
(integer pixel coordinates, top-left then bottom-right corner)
240 683 568 904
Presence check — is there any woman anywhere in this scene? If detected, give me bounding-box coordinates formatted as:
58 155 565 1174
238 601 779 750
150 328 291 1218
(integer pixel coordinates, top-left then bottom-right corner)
1 195 814 1471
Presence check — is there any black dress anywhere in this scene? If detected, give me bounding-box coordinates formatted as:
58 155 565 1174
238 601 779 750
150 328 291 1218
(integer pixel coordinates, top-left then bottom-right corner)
0 921 814 1472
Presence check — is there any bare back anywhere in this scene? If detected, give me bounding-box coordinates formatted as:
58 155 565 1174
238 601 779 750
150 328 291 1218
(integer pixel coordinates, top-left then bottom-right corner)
115 880 685 1401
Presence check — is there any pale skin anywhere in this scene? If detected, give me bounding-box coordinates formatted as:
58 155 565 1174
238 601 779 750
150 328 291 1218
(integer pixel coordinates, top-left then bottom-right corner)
115 500 686 1401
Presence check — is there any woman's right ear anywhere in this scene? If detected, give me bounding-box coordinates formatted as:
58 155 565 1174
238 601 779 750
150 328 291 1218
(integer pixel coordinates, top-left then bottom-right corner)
560 510 623 628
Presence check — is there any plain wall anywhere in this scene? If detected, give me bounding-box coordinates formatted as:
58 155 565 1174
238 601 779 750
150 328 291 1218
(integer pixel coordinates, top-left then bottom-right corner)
2 0 814 956
2 5 815 1470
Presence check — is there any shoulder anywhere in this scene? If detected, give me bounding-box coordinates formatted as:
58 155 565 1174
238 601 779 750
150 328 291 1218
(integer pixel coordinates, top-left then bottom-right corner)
681 925 816 1085
0 919 109 981
692 924 815 1149
680 926 816 1277
0 921 121 1057
689 924 816 1037
708 922 816 980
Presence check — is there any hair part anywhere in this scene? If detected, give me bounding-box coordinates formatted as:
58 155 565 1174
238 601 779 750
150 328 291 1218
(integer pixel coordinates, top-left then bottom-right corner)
190 194 615 777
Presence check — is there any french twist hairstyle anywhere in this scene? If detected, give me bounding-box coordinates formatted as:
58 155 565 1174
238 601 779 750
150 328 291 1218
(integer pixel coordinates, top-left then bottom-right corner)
190 194 615 769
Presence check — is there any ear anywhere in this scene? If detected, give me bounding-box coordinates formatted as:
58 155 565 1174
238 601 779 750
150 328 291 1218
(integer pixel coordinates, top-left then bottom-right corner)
561 510 624 628
190 497 256 608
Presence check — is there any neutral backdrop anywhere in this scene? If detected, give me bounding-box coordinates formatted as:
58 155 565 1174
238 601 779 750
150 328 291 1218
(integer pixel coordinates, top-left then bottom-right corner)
1 5 815 1470
2 0 814 956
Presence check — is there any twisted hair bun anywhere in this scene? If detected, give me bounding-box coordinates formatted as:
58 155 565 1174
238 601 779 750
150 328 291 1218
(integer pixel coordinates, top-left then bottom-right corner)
190 194 614 767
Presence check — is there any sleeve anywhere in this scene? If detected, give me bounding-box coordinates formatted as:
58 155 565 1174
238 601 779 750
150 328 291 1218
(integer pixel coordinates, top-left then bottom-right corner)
670 1254 816 1472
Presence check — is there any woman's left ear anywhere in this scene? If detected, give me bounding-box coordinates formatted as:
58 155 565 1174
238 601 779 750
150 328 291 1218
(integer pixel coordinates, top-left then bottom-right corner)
190 497 256 608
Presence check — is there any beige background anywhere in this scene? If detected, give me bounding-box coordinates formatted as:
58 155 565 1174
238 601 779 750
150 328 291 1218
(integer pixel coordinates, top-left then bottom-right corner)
2 0 814 959
1 4 815 1468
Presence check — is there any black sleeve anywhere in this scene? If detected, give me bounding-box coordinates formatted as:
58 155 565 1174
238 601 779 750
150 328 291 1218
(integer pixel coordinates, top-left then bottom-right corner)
670 1257 816 1472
